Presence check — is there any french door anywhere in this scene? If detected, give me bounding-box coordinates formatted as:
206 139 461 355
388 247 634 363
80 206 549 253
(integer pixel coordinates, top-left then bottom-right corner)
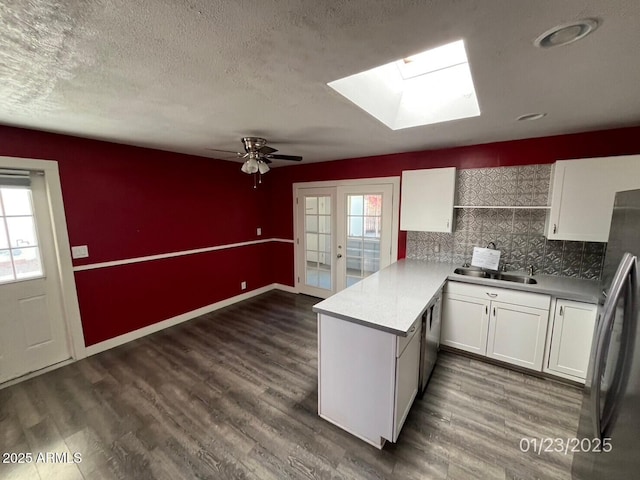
0 172 71 383
295 179 398 298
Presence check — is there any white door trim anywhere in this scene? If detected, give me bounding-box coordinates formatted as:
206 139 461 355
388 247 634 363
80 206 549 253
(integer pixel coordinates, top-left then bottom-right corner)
0 156 86 360
293 177 400 294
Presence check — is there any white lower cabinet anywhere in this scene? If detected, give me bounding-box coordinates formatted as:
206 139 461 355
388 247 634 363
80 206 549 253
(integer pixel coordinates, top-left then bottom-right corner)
393 325 421 441
441 293 490 355
317 313 421 448
544 299 598 382
487 301 549 370
442 282 550 372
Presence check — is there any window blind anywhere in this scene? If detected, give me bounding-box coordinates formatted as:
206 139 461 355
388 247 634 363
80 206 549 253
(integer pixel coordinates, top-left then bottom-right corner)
0 169 31 187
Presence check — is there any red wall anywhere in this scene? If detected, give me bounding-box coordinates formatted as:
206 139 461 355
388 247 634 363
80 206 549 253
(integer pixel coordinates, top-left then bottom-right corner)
2 124 640 346
267 126 640 287
0 125 272 345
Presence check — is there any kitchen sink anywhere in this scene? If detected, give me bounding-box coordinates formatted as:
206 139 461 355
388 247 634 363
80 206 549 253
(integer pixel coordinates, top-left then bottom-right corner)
493 273 537 284
453 267 537 285
453 267 489 278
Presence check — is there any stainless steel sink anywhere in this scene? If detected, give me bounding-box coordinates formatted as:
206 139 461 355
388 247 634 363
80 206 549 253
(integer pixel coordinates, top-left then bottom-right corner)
453 267 489 278
493 273 537 284
453 267 537 284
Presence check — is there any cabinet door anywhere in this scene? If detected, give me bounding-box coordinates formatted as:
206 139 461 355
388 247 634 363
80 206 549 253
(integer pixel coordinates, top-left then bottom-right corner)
400 167 456 232
545 300 598 381
486 301 549 371
547 155 640 241
441 293 490 355
393 324 421 442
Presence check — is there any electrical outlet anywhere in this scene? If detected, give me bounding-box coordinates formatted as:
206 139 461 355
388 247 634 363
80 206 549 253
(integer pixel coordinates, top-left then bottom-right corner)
71 245 89 259
257 227 262 236
241 281 247 290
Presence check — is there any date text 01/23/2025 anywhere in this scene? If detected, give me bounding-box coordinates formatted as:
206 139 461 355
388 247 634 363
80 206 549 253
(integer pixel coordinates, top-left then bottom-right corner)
2 452 83 464
519 438 612 455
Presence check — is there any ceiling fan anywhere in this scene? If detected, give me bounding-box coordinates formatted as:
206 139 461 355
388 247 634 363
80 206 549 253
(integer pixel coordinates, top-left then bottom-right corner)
208 137 303 183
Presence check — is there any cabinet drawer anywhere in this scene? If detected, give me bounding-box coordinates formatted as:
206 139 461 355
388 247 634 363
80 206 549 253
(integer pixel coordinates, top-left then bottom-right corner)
445 281 550 310
397 318 420 357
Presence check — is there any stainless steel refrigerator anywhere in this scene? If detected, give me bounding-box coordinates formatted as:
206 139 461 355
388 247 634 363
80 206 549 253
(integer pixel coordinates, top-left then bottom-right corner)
572 189 640 479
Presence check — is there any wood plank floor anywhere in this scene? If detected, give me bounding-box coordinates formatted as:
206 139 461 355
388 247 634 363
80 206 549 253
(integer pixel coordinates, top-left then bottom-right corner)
0 290 583 479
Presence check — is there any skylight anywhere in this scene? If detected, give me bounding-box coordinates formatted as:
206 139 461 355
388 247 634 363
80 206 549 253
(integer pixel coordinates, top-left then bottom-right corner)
328 40 480 130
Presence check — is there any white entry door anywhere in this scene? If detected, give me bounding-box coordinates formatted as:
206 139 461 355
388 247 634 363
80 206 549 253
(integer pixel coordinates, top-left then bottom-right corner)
295 180 398 298
0 173 71 383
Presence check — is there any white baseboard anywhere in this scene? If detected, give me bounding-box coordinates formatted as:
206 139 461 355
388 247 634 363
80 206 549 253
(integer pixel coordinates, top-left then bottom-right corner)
273 282 297 293
84 283 296 357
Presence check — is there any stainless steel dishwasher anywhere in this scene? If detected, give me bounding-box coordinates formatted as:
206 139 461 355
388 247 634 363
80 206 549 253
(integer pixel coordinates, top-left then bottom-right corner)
419 292 442 396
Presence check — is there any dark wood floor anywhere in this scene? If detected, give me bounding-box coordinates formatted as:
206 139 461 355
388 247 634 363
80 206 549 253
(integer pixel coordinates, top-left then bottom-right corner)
0 290 583 479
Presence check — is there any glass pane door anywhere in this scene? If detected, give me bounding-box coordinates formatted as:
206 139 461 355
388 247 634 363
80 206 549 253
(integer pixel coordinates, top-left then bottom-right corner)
305 195 332 290
295 182 396 297
345 194 382 287
336 183 394 292
296 188 335 298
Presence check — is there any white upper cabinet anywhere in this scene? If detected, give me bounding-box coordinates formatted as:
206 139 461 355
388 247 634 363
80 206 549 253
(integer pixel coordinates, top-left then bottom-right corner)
546 155 640 242
400 167 456 232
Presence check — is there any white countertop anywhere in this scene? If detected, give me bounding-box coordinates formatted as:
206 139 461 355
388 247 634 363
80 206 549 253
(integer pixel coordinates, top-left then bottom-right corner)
312 259 602 336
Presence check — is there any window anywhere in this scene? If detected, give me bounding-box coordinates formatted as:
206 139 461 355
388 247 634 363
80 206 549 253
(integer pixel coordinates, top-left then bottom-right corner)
346 194 382 287
0 186 44 283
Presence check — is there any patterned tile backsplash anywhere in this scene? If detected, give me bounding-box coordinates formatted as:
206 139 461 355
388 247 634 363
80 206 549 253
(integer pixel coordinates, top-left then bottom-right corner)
406 164 606 280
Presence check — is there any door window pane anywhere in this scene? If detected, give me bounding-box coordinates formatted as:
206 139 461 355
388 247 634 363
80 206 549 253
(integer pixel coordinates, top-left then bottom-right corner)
0 187 44 283
345 193 382 285
305 215 318 233
305 197 318 214
0 250 13 281
0 224 8 249
304 195 332 291
349 195 364 215
6 216 38 248
2 188 32 215
319 197 331 215
306 233 318 251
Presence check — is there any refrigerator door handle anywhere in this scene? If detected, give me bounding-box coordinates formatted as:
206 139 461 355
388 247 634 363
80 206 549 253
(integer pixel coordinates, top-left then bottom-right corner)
589 253 637 439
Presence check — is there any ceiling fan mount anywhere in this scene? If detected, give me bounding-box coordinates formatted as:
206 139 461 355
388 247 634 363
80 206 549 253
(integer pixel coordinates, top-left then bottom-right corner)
207 137 303 187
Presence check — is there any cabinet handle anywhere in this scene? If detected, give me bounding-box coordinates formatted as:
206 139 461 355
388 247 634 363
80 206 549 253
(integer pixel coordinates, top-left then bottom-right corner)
553 223 557 234
493 307 496 316
486 292 498 298
485 305 488 315
409 326 416 334
446 219 450 229
559 306 563 316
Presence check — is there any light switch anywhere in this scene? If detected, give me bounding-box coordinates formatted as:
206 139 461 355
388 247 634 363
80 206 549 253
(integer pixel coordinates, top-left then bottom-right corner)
257 227 262 236
71 245 89 259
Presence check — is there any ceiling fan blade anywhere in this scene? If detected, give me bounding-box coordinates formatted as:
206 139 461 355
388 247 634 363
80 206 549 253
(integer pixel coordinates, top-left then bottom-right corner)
261 158 272 164
267 154 303 161
258 146 278 155
206 148 243 157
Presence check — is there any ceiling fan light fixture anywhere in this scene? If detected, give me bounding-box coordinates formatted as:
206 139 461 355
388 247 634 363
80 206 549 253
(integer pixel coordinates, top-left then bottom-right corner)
241 157 259 174
258 161 270 174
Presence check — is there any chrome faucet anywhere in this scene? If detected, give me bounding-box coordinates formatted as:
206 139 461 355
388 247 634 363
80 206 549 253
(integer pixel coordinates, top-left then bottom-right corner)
527 264 535 276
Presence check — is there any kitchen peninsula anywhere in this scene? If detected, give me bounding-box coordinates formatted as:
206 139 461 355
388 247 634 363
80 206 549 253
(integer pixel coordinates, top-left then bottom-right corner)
313 259 601 448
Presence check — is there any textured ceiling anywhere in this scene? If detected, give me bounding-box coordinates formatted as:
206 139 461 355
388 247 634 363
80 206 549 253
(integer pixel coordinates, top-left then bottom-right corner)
1 1 639 166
